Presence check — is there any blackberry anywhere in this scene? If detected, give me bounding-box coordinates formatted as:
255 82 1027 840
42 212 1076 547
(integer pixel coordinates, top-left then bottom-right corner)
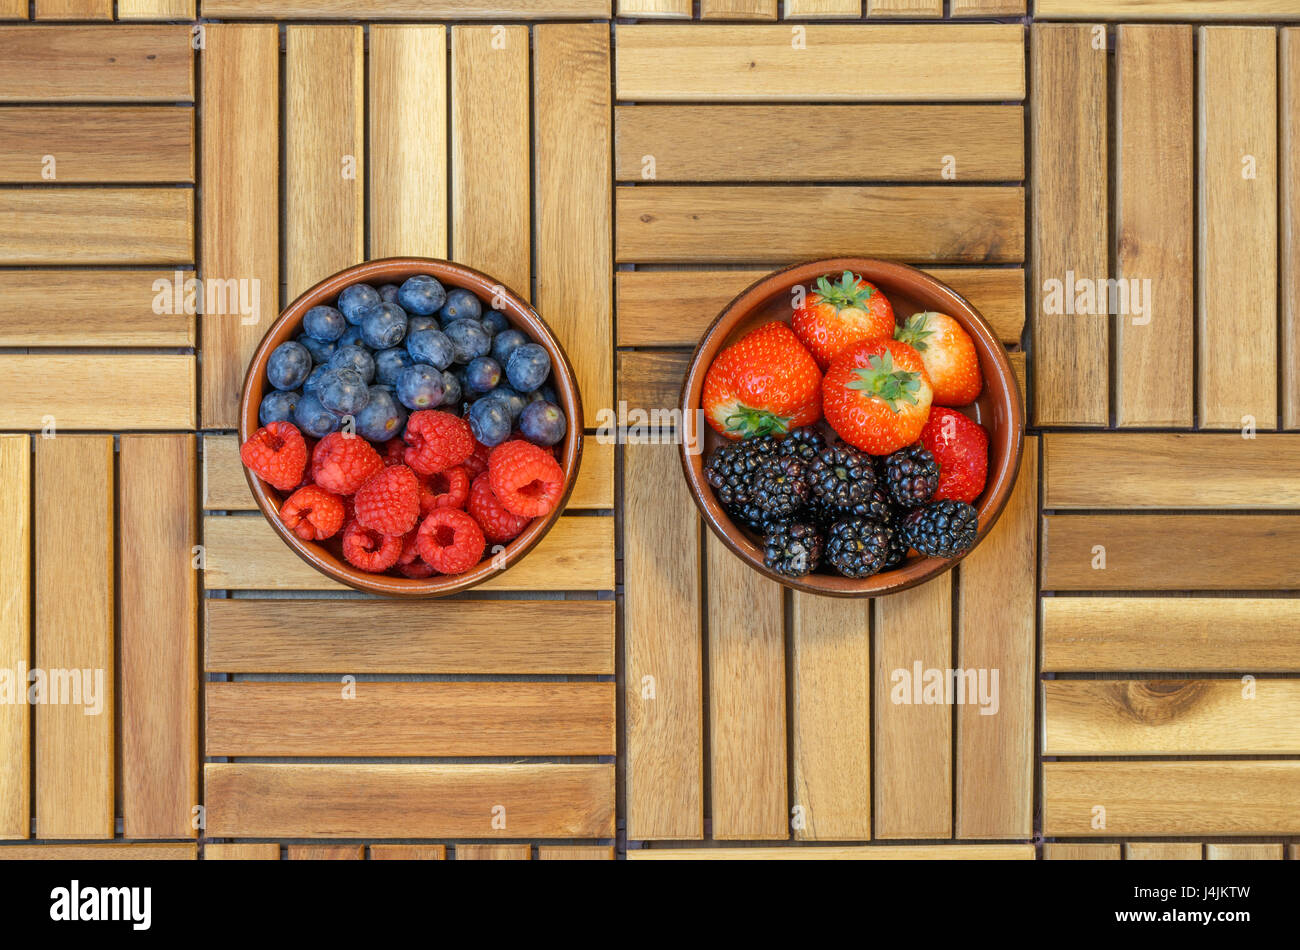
881 521 909 570
814 486 892 529
883 444 940 508
824 517 891 578
751 455 811 520
703 437 776 511
762 519 823 578
777 426 826 464
903 500 979 559
808 445 876 509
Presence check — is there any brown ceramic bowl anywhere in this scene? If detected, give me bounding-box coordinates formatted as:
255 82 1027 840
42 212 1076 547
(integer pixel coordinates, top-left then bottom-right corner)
680 258 1023 597
239 257 583 597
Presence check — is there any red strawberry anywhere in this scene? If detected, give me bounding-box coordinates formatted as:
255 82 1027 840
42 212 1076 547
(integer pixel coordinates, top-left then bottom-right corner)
792 270 895 369
240 422 308 492
702 321 821 440
919 408 989 504
822 339 934 456
894 311 983 407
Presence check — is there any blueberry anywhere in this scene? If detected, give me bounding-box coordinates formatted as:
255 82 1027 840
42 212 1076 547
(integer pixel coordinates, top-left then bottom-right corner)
360 301 408 349
397 275 448 316
267 340 312 391
303 364 329 396
464 356 502 396
490 328 528 366
468 397 512 447
505 342 551 392
406 327 455 371
328 344 376 384
354 386 407 442
374 346 414 386
296 332 335 365
481 309 509 336
483 385 526 421
316 367 371 416
293 392 342 438
338 283 382 324
519 400 567 447
259 389 300 426
444 319 491 364
408 314 438 335
303 305 346 342
439 288 482 323
379 284 400 303
438 370 462 408
395 364 445 411
339 324 364 348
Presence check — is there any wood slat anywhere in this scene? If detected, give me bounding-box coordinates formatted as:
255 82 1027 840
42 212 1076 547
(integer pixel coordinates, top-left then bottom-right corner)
0 437 29 840
1043 762 1300 836
0 355 194 430
615 25 1025 102
201 514 614 592
950 0 1025 13
204 844 280 860
1115 26 1194 428
457 844 531 860
118 0 195 18
538 845 614 859
1037 0 1300 18
629 844 1035 860
874 572 951 839
624 441 703 840
201 24 279 430
535 24 613 429
34 436 113 840
784 0 860 17
0 189 192 265
1286 30 1300 430
286 26 364 299
956 435 1036 839
790 593 870 841
205 764 616 838
700 0 777 18
1207 843 1283 860
287 845 363 860
0 108 192 183
1030 24 1108 427
1199 27 1278 430
0 271 194 347
868 0 941 16
205 599 614 675
0 0 26 17
369 26 447 260
1044 843 1120 860
203 0 610 15
120 436 197 840
370 845 445 860
0 27 193 102
616 186 1025 264
1043 597 1300 673
0 844 196 860
707 532 787 840
615 106 1024 183
452 25 531 298
618 0 691 15
1042 515 1300 591
1125 842 1202 860
617 350 690 412
34 0 112 18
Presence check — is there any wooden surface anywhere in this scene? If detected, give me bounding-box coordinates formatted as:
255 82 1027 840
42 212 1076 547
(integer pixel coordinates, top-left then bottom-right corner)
1286 29 1300 429
0 188 193 265
0 27 193 102
0 355 195 429
0 107 192 183
0 271 194 347
0 438 29 839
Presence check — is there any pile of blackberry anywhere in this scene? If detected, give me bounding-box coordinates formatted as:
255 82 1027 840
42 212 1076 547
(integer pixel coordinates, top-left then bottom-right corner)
704 431 978 579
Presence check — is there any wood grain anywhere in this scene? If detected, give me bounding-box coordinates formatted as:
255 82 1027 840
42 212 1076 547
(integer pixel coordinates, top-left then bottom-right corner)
34 0 111 17
785 0 860 16
950 0 1025 13
287 845 363 860
0 844 196 860
630 844 1035 859
538 845 614 859
0 189 192 266
205 598 615 675
1030 24 1108 426
0 437 29 839
616 186 1025 264
1044 843 1120 860
0 0 26 17
286 26 364 299
370 845 446 860
618 350 691 413
707 532 787 840
1125 842 1201 860
457 844 531 860
1038 0 1300 18
118 0 195 17
203 0 610 15
624 441 703 840
0 108 192 183
0 26 193 102
1042 515 1300 590
700 0 777 18
1199 27 1277 430
618 0 690 15
34 436 113 840
790 593 870 841
535 25 613 429
1207 843 1283 860
1043 762 1300 836
874 572 951 838
1115 26 1194 428
451 26 531 298
0 271 193 347
205 764 616 838
0 355 195 429
615 25 1025 102
204 844 280 860
868 0 941 16
1043 597 1300 673
1284 29 1300 430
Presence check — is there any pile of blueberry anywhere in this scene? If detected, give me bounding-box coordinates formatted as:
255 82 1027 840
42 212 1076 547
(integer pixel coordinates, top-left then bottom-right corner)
259 274 567 448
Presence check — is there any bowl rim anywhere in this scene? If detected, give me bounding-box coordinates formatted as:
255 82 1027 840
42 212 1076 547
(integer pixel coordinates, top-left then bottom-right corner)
678 256 1024 598
238 256 584 598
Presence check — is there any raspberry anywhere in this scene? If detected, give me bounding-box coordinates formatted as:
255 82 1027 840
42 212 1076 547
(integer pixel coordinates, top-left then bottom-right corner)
279 484 345 541
403 410 474 475
463 439 492 478
420 465 469 515
397 559 437 578
341 519 402 572
380 438 406 467
467 472 531 544
488 440 564 518
397 529 422 566
240 421 308 492
311 432 383 495
353 464 420 536
417 508 486 575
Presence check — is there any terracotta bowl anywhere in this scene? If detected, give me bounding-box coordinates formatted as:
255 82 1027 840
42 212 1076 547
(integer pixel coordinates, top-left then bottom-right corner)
239 257 583 597
679 258 1023 598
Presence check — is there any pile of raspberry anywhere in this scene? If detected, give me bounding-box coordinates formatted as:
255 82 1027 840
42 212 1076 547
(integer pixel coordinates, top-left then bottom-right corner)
239 409 565 578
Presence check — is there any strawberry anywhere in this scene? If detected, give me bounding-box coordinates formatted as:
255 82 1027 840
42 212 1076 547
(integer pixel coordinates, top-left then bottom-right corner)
919 407 989 504
702 321 821 440
822 339 934 456
792 271 896 369
893 311 982 407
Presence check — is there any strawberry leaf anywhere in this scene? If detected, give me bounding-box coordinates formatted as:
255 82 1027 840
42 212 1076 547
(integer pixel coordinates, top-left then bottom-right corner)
812 271 874 314
894 312 936 353
846 352 921 412
723 406 793 438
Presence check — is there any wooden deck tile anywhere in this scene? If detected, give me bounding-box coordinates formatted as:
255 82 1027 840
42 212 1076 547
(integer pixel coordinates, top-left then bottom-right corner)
456 844 531 860
34 0 111 18
950 0 1025 13
205 844 281 860
1038 0 1300 19
629 844 1035 859
0 437 29 840
203 0 611 16
868 0 941 16
0 107 193 183
0 355 195 430
1286 30 1300 429
784 0 860 16
700 0 778 18
619 0 691 15
119 0 195 17
1206 843 1284 860
0 844 196 860
370 845 446 860
0 189 193 266
538 845 614 859
1044 843 1120 860
0 26 194 102
1125 842 1202 860
287 845 364 860
0 271 194 348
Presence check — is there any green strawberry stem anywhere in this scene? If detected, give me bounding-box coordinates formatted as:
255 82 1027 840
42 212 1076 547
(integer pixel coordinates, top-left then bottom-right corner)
813 270 874 313
846 352 921 412
894 312 937 352
723 406 793 438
